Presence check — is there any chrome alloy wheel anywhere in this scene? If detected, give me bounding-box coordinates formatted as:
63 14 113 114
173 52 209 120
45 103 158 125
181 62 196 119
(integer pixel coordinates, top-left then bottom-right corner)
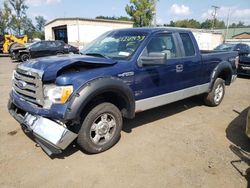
90 113 117 145
214 84 224 104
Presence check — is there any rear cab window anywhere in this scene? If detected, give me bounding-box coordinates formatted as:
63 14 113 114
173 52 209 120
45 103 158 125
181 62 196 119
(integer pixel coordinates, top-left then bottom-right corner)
179 33 195 57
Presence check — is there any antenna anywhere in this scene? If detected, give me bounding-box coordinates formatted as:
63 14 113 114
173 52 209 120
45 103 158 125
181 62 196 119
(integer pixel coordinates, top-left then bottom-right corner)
211 5 220 29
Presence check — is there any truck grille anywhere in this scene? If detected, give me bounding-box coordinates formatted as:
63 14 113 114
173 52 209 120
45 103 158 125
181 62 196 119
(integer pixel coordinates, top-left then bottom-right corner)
13 65 44 106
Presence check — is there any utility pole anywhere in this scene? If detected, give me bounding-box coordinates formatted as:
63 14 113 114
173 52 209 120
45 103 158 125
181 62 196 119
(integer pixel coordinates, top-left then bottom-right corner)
211 5 220 29
225 8 230 40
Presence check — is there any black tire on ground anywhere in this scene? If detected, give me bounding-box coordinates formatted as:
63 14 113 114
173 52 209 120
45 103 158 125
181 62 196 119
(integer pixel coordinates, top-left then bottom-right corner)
20 53 30 62
204 78 225 107
77 102 123 154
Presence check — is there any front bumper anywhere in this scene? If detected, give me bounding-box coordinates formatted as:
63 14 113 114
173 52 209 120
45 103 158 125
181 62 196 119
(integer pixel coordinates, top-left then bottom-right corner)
8 99 77 156
10 90 68 121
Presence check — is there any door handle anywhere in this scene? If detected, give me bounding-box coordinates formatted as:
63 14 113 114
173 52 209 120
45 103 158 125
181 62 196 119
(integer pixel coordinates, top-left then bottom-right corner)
176 64 183 72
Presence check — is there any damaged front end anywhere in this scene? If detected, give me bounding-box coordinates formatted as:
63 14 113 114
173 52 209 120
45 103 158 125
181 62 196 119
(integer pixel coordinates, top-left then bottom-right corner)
8 100 77 156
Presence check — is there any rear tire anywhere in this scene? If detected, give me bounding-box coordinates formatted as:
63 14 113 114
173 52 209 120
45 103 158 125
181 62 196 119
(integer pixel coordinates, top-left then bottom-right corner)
204 78 225 106
77 102 122 154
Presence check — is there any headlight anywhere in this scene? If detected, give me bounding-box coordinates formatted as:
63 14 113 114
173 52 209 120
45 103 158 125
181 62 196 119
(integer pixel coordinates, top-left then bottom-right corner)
43 84 73 108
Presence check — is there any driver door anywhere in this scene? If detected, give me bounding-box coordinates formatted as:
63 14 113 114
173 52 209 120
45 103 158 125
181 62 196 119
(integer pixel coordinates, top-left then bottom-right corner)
134 32 182 101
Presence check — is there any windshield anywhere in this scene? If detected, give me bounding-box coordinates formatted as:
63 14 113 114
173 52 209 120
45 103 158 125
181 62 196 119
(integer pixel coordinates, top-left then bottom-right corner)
214 43 235 51
81 30 147 60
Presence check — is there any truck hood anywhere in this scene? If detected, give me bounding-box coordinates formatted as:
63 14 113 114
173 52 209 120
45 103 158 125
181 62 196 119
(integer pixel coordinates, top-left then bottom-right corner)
20 54 117 81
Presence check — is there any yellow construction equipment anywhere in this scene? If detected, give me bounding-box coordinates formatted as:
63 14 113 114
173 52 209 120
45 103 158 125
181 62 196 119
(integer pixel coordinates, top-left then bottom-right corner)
2 34 28 53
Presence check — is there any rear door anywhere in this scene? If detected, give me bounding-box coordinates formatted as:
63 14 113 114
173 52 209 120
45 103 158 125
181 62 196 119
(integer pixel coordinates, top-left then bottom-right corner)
54 41 67 54
45 41 59 56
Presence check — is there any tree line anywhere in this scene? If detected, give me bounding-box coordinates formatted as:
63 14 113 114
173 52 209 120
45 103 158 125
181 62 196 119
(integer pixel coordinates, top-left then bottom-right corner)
0 0 46 39
1 0 249 40
164 19 249 29
102 0 250 29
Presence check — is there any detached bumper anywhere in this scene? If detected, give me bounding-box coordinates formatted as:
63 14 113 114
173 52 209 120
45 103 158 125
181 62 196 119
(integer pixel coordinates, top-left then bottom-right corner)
8 99 77 156
246 109 250 139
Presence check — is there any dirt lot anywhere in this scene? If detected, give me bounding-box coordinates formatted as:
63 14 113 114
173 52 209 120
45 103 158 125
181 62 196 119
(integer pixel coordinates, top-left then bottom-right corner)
0 56 249 188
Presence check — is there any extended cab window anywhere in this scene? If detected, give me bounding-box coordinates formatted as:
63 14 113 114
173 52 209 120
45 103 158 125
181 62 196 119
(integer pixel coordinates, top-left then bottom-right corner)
180 33 195 56
142 33 178 59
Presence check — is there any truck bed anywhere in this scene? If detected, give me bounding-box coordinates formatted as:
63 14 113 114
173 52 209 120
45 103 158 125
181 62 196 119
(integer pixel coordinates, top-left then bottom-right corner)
200 50 238 61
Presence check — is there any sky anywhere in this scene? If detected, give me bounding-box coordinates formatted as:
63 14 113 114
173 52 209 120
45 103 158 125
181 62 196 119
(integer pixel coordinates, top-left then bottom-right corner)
1 0 250 25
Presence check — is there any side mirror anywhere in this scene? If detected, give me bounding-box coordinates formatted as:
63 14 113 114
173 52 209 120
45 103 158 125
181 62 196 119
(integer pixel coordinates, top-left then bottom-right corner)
139 52 166 66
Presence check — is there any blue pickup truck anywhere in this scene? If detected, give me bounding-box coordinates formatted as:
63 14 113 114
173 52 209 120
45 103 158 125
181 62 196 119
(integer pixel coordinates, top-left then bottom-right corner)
8 28 238 155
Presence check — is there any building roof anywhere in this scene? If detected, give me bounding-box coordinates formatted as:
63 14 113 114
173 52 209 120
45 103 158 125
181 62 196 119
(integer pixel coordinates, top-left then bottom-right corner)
45 17 134 26
232 32 250 38
218 27 250 39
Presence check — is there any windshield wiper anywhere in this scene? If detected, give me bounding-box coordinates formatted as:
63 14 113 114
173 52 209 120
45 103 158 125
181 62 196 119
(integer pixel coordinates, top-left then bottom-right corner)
84 53 110 59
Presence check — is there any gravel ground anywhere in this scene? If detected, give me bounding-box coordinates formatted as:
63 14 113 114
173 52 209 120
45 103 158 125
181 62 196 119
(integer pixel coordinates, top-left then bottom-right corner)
0 57 249 188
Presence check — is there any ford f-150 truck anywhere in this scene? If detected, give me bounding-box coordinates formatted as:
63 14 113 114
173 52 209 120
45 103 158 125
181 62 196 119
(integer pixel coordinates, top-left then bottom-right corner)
8 28 238 155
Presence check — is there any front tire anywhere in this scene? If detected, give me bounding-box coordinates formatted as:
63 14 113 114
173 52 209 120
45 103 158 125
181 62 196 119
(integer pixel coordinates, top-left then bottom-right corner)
204 78 225 106
20 53 30 62
77 102 122 154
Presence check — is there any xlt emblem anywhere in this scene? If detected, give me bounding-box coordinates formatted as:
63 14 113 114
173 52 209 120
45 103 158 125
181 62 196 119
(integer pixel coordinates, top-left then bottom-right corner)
118 72 134 77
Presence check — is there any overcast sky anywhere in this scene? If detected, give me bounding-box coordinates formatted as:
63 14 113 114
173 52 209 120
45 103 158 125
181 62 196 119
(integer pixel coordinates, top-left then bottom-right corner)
1 0 250 25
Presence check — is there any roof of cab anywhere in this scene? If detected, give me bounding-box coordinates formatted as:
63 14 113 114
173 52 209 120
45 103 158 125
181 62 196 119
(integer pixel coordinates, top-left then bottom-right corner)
113 27 190 33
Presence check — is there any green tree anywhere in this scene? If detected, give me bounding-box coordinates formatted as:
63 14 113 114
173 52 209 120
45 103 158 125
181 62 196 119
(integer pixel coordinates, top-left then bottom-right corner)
8 0 28 35
164 20 175 27
174 19 201 28
236 21 245 27
0 2 12 35
200 19 225 29
215 19 226 29
35 16 46 32
200 19 213 29
96 16 132 22
125 0 157 27
22 16 36 38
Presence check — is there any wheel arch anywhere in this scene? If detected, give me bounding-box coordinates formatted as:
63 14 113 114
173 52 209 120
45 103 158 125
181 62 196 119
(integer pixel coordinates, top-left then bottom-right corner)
65 77 135 121
210 61 233 90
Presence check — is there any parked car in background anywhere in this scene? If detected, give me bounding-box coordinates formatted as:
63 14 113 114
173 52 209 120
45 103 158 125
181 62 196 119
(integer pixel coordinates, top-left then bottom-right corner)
11 40 79 62
214 43 250 76
214 43 250 55
237 55 250 76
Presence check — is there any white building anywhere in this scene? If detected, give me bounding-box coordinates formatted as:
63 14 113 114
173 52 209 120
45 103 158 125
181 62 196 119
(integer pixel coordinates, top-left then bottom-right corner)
45 18 223 50
191 29 223 50
44 17 134 48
